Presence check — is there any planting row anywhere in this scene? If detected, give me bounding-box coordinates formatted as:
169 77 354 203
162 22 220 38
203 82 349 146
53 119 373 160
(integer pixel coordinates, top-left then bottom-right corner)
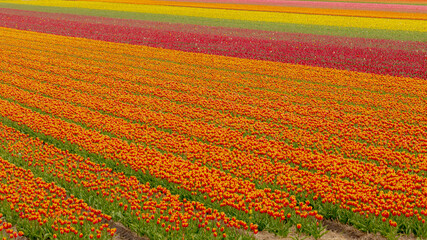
0 70 426 206
1 35 426 174
0 9 425 78
2 70 424 237
1 30 426 157
0 0 423 32
0 155 114 239
0 17 426 239
0 121 260 239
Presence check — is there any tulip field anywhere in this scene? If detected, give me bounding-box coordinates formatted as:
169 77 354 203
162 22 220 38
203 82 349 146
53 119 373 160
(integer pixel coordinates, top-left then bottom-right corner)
0 0 426 239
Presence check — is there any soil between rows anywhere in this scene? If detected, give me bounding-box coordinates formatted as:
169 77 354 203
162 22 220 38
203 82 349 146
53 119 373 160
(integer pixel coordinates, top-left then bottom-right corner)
109 218 418 240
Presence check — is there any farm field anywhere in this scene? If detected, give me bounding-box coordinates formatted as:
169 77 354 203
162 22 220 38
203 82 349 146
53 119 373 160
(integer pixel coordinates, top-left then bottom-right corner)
0 0 426 239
